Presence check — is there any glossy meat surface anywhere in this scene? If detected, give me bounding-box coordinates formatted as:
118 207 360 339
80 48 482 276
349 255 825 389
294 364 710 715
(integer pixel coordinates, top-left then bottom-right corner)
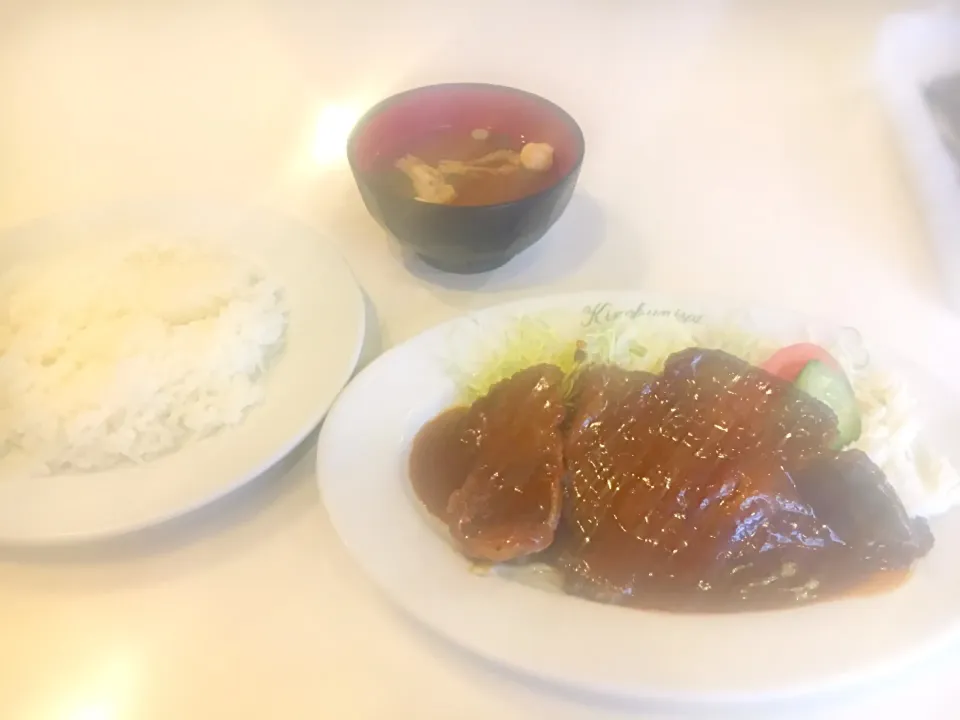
438 364 567 562
566 364 656 445
559 350 932 610
409 348 934 611
791 449 934 564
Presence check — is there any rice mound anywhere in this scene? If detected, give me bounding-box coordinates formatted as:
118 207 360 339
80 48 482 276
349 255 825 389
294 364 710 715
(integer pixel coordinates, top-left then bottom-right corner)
0 240 288 473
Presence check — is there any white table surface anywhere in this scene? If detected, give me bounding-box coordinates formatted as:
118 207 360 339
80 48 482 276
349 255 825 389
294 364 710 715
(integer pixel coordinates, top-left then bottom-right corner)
2 1 960 718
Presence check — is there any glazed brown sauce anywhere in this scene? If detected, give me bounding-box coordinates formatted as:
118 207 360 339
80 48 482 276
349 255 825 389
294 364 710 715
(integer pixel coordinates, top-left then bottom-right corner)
409 399 917 614
386 127 560 205
847 568 911 598
409 407 474 522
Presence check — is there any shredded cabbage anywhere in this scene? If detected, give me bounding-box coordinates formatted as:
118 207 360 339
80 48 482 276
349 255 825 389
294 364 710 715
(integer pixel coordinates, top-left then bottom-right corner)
454 315 775 404
455 316 580 404
849 367 960 517
449 312 960 518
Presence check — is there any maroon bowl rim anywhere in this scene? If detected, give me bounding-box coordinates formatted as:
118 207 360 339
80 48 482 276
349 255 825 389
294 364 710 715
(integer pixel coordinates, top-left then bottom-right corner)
346 82 586 211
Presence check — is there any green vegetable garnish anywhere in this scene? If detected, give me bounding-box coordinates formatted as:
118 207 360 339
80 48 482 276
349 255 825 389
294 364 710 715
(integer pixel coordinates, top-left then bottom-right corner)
794 359 862 448
455 317 581 404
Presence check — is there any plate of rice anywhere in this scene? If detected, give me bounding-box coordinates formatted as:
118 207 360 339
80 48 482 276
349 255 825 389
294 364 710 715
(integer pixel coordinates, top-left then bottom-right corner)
0 201 365 543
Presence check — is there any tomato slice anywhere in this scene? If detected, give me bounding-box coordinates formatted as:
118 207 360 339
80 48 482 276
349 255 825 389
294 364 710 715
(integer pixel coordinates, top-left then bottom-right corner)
760 343 842 382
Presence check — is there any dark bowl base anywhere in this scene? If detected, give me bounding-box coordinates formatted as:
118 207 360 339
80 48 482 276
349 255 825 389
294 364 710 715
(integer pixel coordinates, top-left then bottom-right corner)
417 253 513 274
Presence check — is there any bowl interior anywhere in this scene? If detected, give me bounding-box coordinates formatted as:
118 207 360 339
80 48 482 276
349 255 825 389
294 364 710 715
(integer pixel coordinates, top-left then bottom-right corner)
348 84 583 184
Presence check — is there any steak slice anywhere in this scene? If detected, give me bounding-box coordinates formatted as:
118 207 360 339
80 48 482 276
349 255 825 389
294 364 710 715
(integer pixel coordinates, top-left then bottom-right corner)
566 365 657 444
559 348 932 610
791 450 934 566
558 455 848 608
446 364 567 562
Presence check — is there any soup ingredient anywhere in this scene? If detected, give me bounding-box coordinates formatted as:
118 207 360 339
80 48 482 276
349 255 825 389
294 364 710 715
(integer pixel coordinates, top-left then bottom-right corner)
0 241 287 473
410 364 565 562
395 154 457 204
410 348 933 612
794 360 862 448
438 149 522 177
520 142 555 172
761 342 842 381
388 127 559 205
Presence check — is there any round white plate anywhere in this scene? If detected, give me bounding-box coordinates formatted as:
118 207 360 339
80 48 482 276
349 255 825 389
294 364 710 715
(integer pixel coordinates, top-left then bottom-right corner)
316 292 960 704
0 201 365 544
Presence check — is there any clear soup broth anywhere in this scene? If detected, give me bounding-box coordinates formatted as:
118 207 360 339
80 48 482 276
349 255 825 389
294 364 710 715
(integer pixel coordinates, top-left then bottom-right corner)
379 126 561 206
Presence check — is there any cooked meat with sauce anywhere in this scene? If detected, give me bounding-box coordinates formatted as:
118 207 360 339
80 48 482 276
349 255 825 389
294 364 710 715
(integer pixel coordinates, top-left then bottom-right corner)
409 348 934 612
560 351 841 609
565 364 656 445
791 450 934 564
410 364 567 562
560 349 931 610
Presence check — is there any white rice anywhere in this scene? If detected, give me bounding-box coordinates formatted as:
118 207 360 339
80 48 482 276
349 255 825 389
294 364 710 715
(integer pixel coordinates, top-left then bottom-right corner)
0 239 288 473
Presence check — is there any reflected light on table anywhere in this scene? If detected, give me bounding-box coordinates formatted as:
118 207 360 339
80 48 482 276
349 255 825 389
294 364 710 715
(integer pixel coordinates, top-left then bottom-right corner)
65 704 114 720
50 652 138 720
311 103 363 169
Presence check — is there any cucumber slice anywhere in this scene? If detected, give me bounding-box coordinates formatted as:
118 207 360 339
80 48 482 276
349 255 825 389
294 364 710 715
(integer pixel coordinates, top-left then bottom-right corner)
793 360 862 448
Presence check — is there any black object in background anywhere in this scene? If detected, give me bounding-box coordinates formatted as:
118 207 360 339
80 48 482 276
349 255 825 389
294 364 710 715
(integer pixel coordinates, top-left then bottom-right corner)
925 73 960 175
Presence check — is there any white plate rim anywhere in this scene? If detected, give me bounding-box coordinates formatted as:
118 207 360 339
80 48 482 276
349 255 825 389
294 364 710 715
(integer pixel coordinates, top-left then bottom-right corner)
316 290 960 704
0 200 366 544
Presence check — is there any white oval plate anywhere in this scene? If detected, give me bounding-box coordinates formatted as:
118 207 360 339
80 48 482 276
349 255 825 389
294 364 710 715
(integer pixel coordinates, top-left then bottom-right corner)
316 292 960 704
0 201 365 544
